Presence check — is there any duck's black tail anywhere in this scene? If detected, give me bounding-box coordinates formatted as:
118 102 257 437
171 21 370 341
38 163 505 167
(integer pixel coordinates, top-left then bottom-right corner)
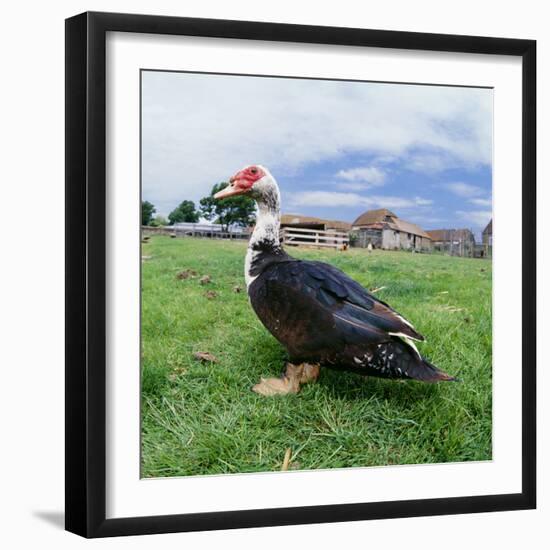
371 337 457 382
406 356 458 382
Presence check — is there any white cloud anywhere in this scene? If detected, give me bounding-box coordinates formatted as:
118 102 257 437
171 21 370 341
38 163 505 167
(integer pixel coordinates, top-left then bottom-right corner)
142 72 493 213
336 182 376 191
287 191 432 210
406 153 454 174
414 197 434 206
469 197 492 207
456 209 492 228
444 182 484 198
335 166 387 191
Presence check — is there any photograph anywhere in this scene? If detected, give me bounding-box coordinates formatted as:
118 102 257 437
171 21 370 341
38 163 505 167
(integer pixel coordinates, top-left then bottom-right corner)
140 69 494 478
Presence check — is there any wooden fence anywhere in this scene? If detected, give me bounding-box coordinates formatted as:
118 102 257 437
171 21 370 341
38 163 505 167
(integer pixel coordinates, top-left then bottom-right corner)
143 225 350 250
280 227 350 250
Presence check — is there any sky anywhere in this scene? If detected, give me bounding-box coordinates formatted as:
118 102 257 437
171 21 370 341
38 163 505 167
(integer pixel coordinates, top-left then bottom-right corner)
142 70 493 240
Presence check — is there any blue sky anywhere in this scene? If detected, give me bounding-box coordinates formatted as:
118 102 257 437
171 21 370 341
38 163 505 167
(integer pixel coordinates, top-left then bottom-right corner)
142 71 492 239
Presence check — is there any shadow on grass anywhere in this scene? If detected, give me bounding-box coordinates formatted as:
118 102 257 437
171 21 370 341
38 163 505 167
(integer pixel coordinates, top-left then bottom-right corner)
247 356 444 404
243 334 444 403
315 367 444 402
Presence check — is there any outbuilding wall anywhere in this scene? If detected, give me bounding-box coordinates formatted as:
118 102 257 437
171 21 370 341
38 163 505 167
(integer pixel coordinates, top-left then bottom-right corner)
381 230 431 251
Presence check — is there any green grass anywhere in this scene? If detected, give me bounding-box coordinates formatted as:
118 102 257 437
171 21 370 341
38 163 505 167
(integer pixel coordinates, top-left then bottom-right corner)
141 236 492 477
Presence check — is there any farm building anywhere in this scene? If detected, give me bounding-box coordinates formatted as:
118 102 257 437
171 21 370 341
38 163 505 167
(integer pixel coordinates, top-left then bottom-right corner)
427 228 476 257
173 221 250 235
482 219 493 258
351 209 432 251
142 221 251 240
280 214 351 250
280 214 351 233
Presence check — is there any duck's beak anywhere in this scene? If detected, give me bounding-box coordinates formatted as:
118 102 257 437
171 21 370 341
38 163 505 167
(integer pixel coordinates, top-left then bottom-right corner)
213 182 241 199
214 172 248 199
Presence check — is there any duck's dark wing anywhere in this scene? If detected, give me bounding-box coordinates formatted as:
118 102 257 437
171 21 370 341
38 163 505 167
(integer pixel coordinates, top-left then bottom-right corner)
303 260 424 342
250 259 424 351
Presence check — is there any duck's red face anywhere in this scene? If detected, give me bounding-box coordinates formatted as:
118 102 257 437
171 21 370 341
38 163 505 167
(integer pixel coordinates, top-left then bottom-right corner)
213 165 265 199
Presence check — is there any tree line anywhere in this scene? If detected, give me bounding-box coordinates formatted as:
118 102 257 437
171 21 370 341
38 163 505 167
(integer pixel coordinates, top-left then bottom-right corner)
142 182 256 232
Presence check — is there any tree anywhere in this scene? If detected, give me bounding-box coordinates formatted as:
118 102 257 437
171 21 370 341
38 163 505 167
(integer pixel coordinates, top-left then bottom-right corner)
142 200 156 226
168 200 200 225
150 215 168 227
199 182 256 231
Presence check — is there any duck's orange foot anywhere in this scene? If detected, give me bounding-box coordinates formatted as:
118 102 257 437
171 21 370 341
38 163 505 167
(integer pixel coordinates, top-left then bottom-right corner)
252 376 299 396
252 362 320 396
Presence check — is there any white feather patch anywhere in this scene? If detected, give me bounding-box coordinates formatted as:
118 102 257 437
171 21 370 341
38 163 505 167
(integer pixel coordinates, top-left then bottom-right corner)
395 313 415 330
392 335 422 359
389 331 423 343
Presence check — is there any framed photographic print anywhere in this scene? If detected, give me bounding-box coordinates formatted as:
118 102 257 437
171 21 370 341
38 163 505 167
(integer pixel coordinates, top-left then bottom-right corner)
65 11 536 538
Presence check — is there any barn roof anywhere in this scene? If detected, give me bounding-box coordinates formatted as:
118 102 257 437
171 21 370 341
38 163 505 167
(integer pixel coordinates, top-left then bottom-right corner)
482 219 492 235
392 219 432 239
352 208 397 226
352 209 431 239
427 228 474 241
281 213 351 232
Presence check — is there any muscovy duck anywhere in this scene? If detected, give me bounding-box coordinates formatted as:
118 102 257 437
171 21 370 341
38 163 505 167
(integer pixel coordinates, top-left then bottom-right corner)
214 165 456 396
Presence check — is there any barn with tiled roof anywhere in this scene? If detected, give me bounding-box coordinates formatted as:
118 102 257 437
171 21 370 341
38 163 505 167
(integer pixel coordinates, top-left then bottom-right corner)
351 208 432 251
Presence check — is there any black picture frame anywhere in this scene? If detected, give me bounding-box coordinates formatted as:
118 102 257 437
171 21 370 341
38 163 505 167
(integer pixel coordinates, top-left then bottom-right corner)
65 11 536 538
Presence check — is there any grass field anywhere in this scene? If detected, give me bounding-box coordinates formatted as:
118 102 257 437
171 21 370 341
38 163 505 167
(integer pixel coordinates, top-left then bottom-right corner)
141 236 492 478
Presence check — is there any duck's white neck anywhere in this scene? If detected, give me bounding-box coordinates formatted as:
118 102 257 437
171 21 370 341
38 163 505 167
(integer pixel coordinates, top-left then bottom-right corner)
245 183 282 288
